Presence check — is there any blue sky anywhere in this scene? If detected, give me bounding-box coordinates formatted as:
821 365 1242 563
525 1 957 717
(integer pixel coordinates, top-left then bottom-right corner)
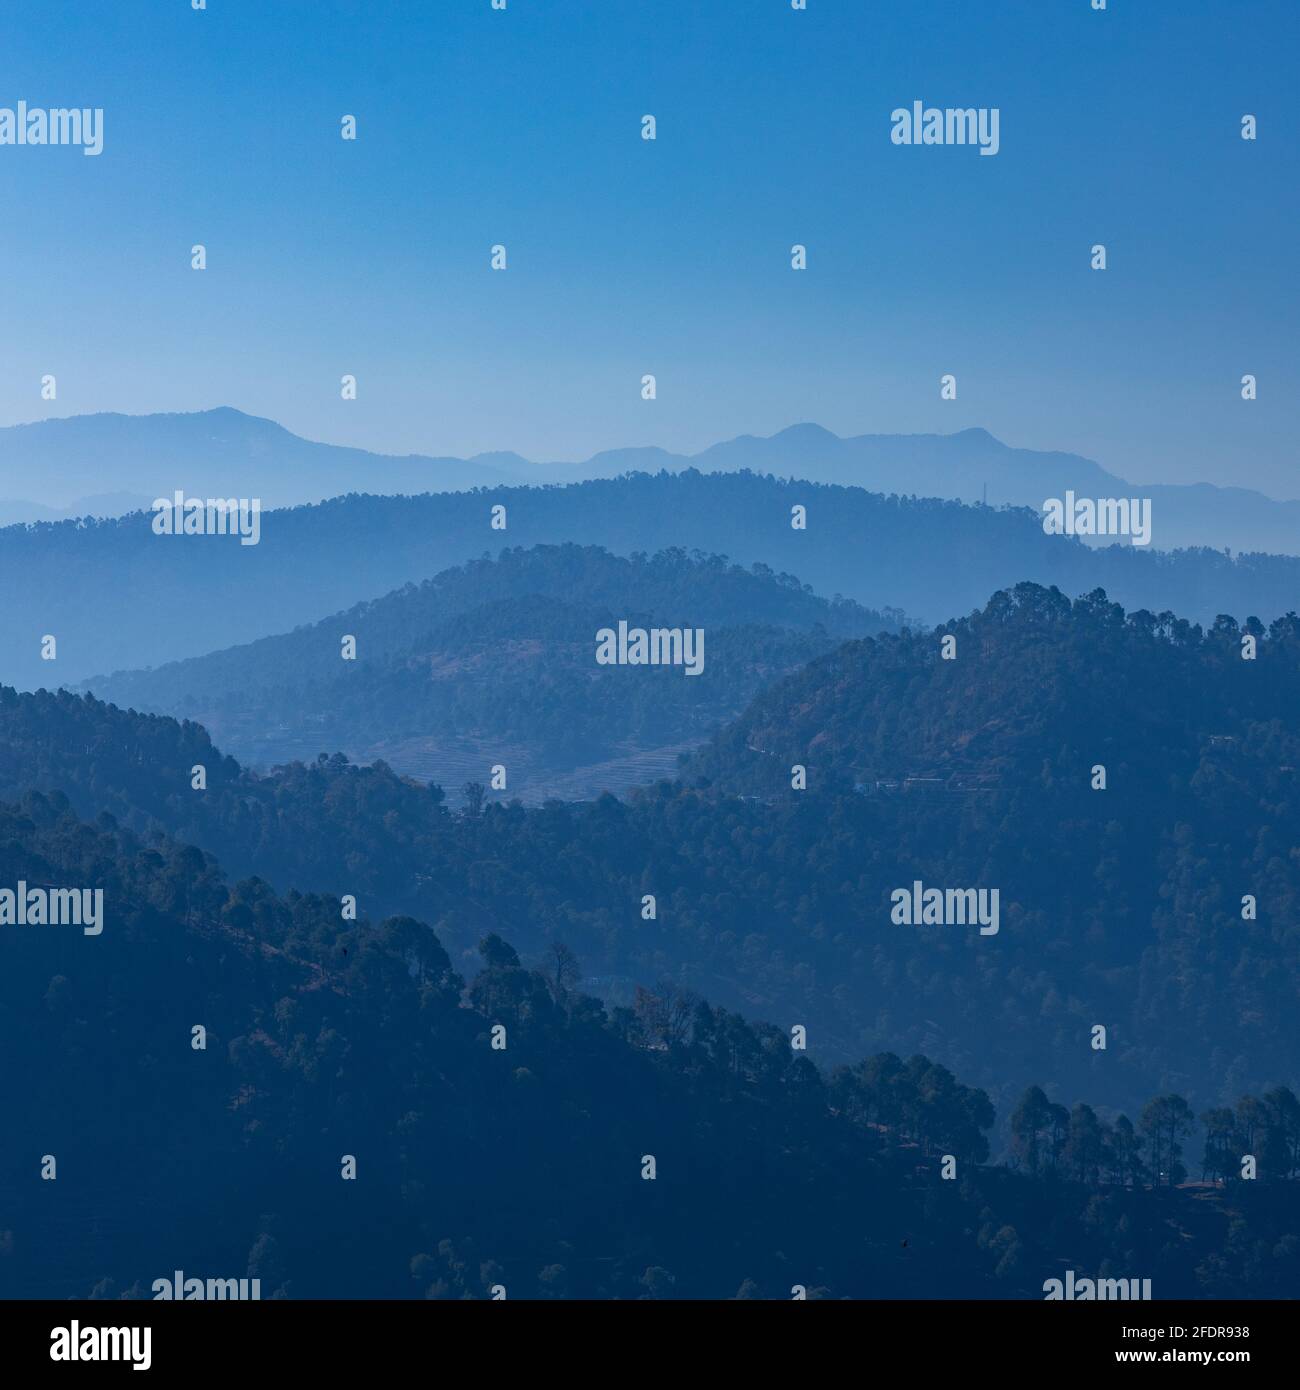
1 0 1296 495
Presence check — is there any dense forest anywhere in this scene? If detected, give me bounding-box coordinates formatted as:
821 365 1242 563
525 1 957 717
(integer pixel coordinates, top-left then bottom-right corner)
690 580 1300 790
2 580 1297 1120
79 546 900 781
5 470 1300 689
2 793 1296 1301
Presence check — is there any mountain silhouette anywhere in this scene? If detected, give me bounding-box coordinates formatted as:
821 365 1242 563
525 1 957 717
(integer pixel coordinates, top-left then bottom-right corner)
1 407 1296 554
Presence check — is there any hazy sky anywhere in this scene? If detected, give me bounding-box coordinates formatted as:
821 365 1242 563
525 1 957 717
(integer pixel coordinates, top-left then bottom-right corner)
1 0 1296 496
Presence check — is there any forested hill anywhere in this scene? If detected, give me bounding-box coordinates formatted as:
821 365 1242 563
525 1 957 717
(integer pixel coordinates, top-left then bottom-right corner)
86 544 891 699
672 585 1300 1112
2 587 1298 1124
79 546 896 790
688 582 1300 793
4 470 1299 689
2 791 1296 1300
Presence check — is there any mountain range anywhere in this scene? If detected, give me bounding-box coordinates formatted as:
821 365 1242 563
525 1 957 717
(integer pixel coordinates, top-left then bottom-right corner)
5 470 1300 692
4 580 1297 1121
2 407 1296 555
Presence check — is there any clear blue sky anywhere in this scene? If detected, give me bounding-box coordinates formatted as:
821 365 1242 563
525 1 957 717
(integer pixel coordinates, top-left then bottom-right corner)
1 0 1295 495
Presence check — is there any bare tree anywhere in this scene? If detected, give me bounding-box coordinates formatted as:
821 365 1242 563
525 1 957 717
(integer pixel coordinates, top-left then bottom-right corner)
547 942 581 1001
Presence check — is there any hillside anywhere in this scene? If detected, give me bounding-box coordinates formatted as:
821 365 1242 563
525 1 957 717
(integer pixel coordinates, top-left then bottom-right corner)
4 471 1300 691
688 582 1300 792
2 584 1298 1119
80 546 896 795
2 790 1295 1300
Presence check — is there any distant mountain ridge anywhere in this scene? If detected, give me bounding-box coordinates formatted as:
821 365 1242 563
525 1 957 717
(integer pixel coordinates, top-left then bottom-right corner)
1 407 1296 554
0 407 510 512
0 490 152 527
4 470 1299 691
